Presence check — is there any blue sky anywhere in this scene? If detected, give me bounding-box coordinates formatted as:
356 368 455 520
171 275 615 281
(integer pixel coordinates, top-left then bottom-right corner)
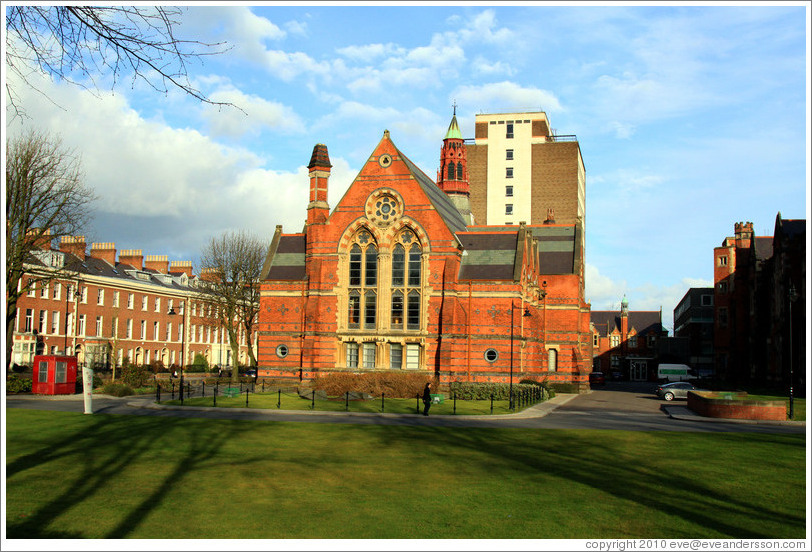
5 3 809 331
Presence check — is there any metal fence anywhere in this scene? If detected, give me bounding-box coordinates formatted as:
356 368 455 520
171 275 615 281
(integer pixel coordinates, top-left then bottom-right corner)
156 381 550 414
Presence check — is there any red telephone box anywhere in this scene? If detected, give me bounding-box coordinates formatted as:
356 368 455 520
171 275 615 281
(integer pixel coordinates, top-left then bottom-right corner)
32 355 78 395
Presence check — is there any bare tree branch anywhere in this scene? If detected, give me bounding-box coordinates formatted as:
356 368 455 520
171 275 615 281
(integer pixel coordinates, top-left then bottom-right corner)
5 5 238 117
5 129 98 369
197 231 265 384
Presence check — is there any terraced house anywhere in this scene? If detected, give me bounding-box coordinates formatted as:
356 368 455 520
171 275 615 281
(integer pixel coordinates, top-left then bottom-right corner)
258 113 593 386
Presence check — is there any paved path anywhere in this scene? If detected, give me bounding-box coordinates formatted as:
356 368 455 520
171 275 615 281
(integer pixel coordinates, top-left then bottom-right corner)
5 386 806 434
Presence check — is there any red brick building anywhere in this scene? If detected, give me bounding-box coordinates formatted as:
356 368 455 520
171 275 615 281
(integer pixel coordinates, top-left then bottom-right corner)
713 215 806 388
258 118 593 386
11 236 256 371
590 297 664 380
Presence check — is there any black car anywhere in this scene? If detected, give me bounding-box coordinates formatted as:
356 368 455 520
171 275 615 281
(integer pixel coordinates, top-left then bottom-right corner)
244 369 258 378
589 371 606 386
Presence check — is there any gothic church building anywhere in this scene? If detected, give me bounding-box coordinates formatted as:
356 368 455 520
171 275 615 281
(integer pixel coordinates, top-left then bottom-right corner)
257 114 592 386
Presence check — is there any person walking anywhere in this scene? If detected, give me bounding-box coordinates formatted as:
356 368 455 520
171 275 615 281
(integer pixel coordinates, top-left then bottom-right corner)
422 382 432 416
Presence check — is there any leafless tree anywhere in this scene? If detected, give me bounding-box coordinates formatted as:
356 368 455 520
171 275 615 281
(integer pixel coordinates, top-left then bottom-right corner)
5 129 97 369
6 5 233 117
197 231 265 384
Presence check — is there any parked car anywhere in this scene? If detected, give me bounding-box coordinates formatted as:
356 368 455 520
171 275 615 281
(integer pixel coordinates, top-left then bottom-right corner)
610 371 624 381
655 381 706 401
588 371 606 386
244 369 258 378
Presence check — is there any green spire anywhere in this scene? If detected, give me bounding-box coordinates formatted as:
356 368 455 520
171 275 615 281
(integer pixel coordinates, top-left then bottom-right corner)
444 115 462 140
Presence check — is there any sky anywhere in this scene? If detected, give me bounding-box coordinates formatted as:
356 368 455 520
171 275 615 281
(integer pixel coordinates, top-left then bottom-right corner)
4 3 809 332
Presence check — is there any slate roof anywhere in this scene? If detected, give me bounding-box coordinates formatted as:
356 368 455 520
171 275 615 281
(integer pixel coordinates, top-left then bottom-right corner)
27 249 193 292
396 145 469 234
752 237 773 261
590 310 662 336
531 226 576 275
457 232 517 280
263 234 306 281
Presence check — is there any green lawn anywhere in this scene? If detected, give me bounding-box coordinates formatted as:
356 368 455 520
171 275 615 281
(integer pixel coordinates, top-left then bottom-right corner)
5 409 806 539
163 390 523 415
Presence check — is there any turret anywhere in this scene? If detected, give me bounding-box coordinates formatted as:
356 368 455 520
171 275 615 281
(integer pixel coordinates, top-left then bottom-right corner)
437 106 473 224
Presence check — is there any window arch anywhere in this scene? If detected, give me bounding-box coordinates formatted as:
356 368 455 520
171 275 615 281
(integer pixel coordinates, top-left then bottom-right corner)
548 348 558 372
456 162 463 180
390 230 422 331
447 162 455 180
347 230 378 330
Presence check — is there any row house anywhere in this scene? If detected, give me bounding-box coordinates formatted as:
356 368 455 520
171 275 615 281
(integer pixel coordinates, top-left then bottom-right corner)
11 236 257 371
590 297 665 381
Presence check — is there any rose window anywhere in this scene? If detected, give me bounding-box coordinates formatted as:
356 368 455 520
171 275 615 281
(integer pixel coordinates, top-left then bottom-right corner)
365 189 403 227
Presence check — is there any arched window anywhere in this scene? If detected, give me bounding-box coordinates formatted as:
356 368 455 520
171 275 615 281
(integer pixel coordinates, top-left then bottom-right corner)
548 348 558 372
456 162 463 180
408 244 421 287
447 162 455 180
365 244 377 286
390 233 422 331
392 244 405 286
346 231 377 330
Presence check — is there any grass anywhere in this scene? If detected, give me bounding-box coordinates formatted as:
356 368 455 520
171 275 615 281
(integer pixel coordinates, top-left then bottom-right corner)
5 409 807 539
744 395 806 422
161 390 525 415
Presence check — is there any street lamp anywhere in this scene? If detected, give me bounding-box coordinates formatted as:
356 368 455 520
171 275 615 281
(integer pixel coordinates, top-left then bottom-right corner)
788 283 798 420
168 302 185 404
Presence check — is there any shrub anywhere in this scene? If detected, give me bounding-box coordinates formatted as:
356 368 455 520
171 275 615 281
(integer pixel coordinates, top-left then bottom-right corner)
550 382 578 394
101 382 134 397
312 372 429 398
447 382 542 401
6 374 32 394
120 362 152 389
190 353 208 372
11 363 27 374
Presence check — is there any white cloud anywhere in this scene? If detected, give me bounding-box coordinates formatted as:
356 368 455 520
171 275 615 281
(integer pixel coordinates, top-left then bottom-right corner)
4 69 335 255
202 85 304 138
453 82 562 113
182 7 287 64
585 264 627 310
285 20 308 37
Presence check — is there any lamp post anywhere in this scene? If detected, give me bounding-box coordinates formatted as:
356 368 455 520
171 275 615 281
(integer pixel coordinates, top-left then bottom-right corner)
168 302 185 404
788 283 798 420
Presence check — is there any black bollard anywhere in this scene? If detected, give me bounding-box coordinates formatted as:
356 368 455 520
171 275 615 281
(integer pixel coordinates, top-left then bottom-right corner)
490 393 494 415
453 393 456 415
156 384 161 402
213 384 217 407
277 389 281 409
245 388 249 407
381 392 385 413
311 390 315 409
202 381 205 397
346 391 349 412
171 382 175 400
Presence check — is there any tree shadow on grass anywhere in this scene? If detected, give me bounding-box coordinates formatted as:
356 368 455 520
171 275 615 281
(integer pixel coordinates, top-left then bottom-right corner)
5 412 255 539
372 425 806 538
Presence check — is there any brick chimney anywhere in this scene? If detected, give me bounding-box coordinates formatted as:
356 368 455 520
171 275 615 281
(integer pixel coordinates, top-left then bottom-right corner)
169 261 194 277
144 254 169 274
59 236 86 260
26 228 53 250
119 249 143 269
307 143 331 225
90 242 117 266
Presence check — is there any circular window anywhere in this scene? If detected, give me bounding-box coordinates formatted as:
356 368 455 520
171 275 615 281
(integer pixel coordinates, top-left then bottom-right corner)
276 344 289 359
484 348 499 363
365 188 403 227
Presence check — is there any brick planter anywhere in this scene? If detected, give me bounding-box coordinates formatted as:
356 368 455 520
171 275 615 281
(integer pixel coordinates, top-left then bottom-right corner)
687 391 787 421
